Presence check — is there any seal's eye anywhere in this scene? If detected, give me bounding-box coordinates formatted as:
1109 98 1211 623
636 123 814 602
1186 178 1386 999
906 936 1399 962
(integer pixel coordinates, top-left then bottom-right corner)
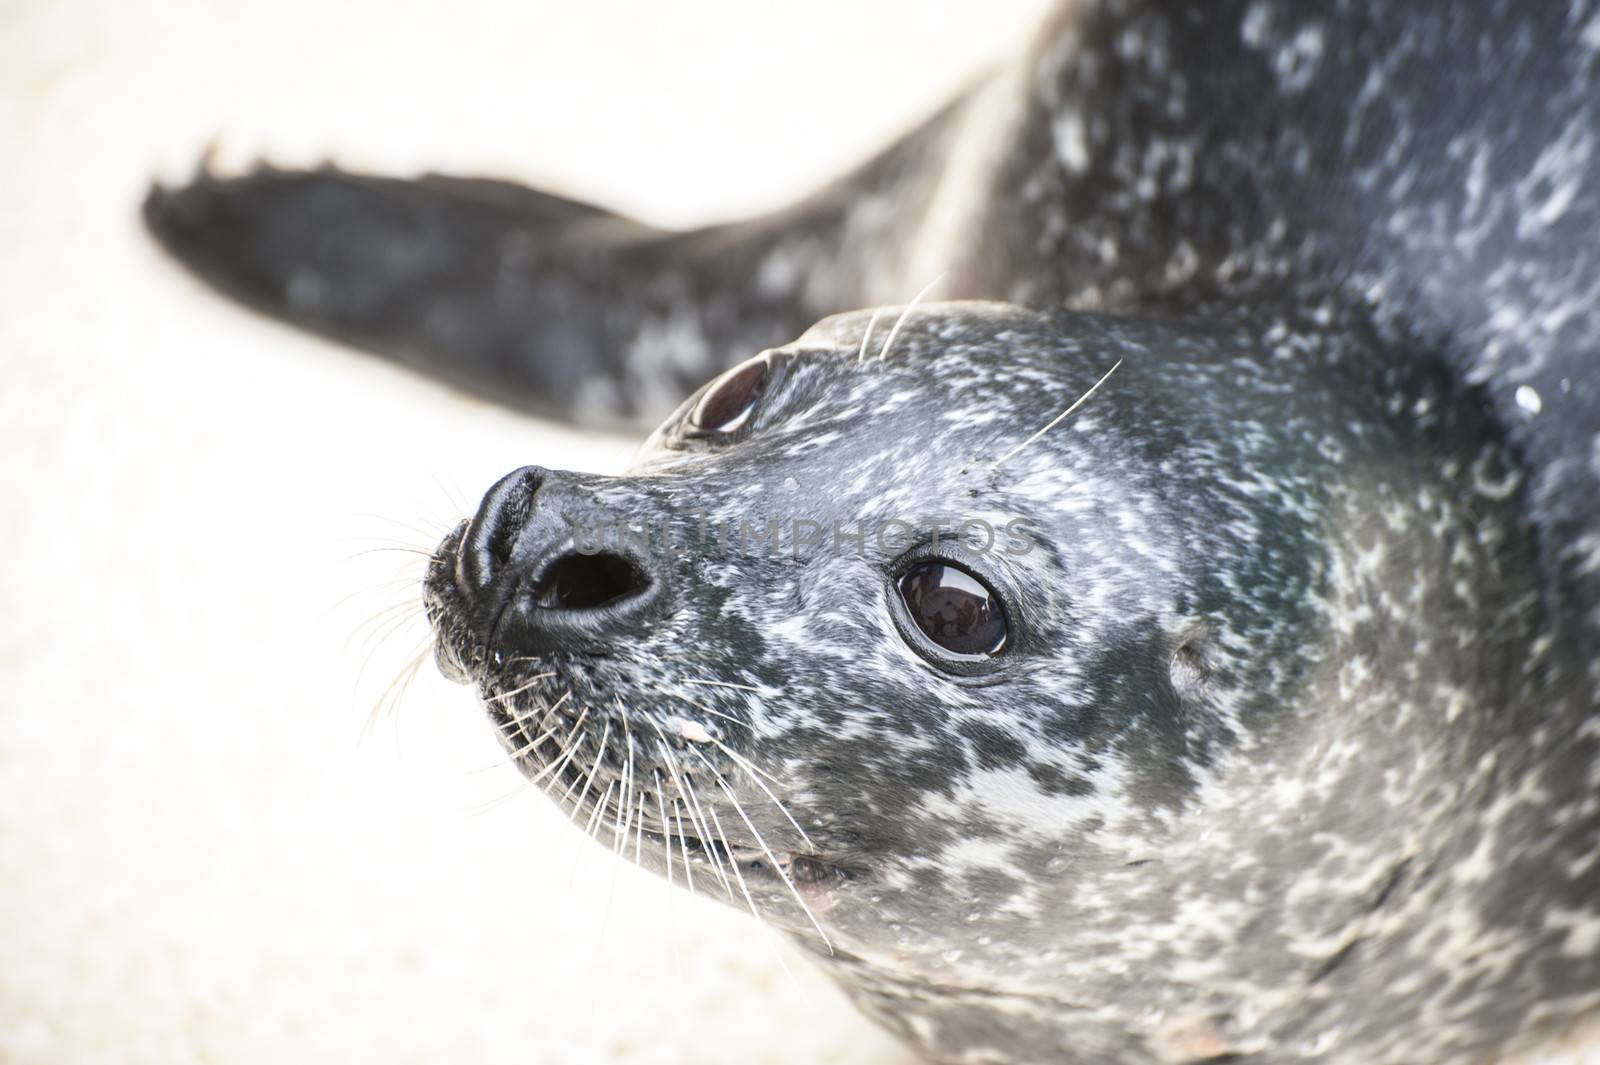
897 562 1007 657
689 357 769 434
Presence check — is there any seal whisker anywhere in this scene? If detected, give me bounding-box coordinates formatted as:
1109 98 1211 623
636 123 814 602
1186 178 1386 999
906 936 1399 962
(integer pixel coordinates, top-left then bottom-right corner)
634 791 648 868
354 593 428 629
499 654 554 668
876 272 946 364
699 798 807 992
499 700 576 767
593 778 628 1016
671 796 696 896
485 672 558 704
653 684 751 732
523 704 593 790
679 678 765 693
855 306 885 367
704 800 767 926
463 781 545 818
501 719 563 765
361 637 434 736
498 688 567 734
615 719 638 857
421 468 471 517
613 741 632 857
989 358 1122 469
675 766 738 899
693 749 834 954
483 692 569 770
352 612 429 677
616 702 640 855
331 571 428 614
496 694 547 751
343 543 437 561
338 588 430 646
697 735 816 850
583 779 616 842
351 513 457 549
654 771 676 892
694 782 744 905
340 582 429 633
521 740 577 790
648 720 735 898
560 712 607 815
354 598 430 661
356 640 434 730
698 732 784 790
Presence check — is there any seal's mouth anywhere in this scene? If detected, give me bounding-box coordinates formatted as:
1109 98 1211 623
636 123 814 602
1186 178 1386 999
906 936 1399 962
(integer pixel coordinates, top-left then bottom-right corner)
474 677 846 910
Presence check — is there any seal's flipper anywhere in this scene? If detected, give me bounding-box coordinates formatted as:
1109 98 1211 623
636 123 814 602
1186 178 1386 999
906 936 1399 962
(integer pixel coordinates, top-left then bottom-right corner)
144 93 977 425
144 164 695 423
143 162 871 425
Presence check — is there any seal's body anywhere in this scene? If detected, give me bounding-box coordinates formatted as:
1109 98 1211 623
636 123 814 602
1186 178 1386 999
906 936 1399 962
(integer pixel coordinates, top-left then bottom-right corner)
146 3 1600 1063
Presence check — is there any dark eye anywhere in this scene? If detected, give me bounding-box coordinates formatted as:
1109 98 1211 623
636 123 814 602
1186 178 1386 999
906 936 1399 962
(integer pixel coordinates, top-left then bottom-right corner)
897 562 1007 657
689 357 769 434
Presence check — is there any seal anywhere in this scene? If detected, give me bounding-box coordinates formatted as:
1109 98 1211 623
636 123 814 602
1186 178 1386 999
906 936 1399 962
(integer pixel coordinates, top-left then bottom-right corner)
144 2 1600 1063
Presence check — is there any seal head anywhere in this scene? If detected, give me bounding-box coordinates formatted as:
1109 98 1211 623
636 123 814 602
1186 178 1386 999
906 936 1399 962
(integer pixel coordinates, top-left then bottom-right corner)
426 302 1562 1064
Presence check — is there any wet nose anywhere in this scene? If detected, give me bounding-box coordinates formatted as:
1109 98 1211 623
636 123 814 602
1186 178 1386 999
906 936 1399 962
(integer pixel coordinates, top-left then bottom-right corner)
455 465 661 651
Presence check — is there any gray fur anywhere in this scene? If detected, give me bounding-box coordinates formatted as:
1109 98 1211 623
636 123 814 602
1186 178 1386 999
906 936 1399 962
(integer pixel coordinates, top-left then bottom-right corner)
148 1 1600 1062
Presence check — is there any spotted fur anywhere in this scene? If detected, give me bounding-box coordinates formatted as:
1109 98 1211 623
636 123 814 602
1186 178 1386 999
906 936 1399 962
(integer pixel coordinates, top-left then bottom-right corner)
147 2 1600 1063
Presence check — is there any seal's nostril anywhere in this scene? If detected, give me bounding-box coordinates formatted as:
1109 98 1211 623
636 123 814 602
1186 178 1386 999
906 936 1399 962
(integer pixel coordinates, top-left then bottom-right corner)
452 465 668 652
457 465 546 598
532 551 650 611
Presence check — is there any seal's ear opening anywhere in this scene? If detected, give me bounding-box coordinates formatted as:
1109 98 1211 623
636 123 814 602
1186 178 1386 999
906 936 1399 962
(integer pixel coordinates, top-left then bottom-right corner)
1168 622 1214 703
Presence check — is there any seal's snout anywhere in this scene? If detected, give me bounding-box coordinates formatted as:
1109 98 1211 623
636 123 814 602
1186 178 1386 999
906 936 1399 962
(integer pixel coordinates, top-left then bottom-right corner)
456 464 662 655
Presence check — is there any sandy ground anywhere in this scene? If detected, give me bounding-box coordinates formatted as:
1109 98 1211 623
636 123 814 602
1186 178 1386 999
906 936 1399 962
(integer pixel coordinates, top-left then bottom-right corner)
0 2 1052 1063
3 3 1597 1064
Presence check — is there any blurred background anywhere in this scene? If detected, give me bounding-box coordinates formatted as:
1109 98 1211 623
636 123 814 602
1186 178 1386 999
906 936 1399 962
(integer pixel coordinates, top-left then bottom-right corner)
0 1 1054 1063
